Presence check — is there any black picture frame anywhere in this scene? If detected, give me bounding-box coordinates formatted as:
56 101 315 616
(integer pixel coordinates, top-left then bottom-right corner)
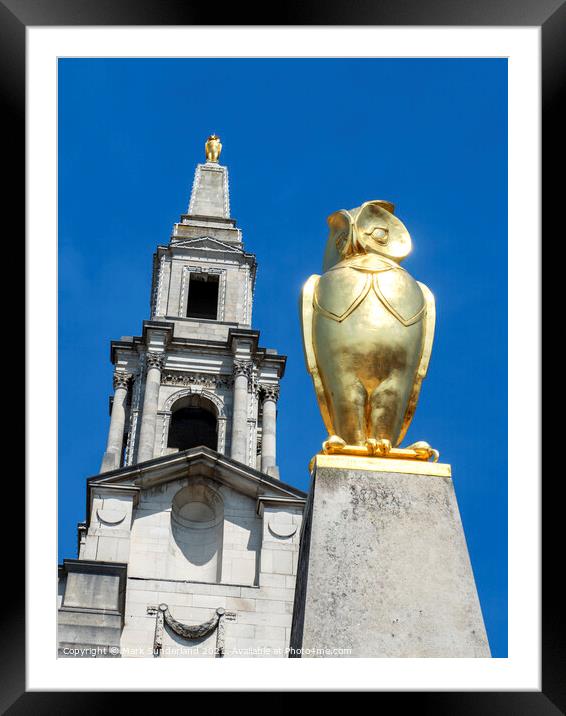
8 0 558 710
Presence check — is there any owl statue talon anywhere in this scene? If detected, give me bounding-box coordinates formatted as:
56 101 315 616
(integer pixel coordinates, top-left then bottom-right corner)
322 435 347 454
365 438 379 455
406 441 440 462
366 438 392 456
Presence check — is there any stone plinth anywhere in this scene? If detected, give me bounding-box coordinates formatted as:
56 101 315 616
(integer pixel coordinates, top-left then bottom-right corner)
289 455 490 658
58 560 127 657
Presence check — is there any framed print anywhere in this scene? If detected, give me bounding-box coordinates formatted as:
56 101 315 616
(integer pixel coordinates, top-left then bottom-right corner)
6 0 558 709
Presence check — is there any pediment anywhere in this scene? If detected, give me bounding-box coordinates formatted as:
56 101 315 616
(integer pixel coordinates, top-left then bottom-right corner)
87 447 306 511
172 236 243 254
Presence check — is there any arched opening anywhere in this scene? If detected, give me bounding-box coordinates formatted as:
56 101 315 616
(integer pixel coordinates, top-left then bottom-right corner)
167 394 218 452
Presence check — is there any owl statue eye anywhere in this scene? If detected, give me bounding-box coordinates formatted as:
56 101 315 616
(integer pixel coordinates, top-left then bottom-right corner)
365 226 389 245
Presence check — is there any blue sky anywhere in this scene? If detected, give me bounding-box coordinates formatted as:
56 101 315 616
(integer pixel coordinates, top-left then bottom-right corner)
58 58 507 656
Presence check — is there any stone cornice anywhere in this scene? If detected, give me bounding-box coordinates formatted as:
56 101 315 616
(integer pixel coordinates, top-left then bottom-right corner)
61 558 128 577
110 321 172 364
86 446 306 525
228 327 260 354
109 338 137 364
142 320 174 346
256 495 306 517
181 215 235 226
110 326 282 365
256 352 288 379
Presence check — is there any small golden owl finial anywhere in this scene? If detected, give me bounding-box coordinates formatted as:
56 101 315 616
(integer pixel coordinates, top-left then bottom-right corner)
205 134 222 163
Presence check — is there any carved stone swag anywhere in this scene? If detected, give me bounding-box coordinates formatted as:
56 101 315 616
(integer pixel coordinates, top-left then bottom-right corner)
147 603 236 658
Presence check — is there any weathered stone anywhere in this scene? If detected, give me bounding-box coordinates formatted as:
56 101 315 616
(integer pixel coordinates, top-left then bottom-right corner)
58 560 127 657
64 450 306 657
290 460 490 657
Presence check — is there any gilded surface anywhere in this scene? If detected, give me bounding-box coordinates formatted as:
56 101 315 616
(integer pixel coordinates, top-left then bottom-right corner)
205 134 222 163
311 454 451 478
300 200 437 461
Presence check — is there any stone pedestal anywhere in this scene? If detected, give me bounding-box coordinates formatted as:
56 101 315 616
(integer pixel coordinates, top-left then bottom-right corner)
289 455 490 658
58 560 127 657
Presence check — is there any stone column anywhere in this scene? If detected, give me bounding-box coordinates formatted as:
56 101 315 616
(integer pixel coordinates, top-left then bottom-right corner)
260 385 279 477
137 352 164 463
100 372 132 473
231 360 251 464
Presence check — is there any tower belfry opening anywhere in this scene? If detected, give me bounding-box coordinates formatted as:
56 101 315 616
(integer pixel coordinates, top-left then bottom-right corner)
168 405 218 452
186 273 219 320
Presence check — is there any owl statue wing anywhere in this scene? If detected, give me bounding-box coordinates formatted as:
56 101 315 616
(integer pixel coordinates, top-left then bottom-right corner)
300 274 334 435
397 281 436 446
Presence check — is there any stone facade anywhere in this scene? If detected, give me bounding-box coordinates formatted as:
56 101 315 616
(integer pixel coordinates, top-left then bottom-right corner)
59 449 304 657
59 148 306 658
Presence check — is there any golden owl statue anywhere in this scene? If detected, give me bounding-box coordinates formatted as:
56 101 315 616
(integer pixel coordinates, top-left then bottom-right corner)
205 134 222 163
300 200 438 461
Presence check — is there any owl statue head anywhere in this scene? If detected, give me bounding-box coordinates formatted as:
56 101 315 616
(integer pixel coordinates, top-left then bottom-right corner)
322 200 412 271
